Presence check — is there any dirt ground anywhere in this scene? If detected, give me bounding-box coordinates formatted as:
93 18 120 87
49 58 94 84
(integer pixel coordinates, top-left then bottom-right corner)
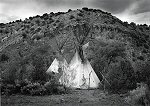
1 90 137 106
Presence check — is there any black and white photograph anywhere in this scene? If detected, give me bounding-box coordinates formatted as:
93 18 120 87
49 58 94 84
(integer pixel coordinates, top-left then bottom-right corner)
0 0 150 106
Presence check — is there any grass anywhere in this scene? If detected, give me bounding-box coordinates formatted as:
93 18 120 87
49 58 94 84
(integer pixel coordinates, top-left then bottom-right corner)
1 90 136 106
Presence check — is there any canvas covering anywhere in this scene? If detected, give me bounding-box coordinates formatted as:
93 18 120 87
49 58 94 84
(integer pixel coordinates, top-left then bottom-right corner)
69 51 100 89
46 51 100 89
46 58 59 73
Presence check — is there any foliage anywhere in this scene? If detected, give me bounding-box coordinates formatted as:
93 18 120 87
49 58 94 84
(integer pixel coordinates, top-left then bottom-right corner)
2 66 18 84
69 15 75 19
44 79 67 95
125 83 150 105
0 8 150 95
0 54 9 62
21 82 46 96
134 60 150 85
31 55 47 82
68 9 72 12
105 59 136 93
91 40 136 93
82 7 89 11
1 78 69 96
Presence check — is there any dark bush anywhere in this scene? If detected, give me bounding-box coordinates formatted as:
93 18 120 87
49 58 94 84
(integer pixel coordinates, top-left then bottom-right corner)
88 8 93 11
104 60 136 93
22 33 27 39
1 79 31 95
1 84 16 95
78 13 83 17
76 18 81 22
29 17 33 20
21 82 46 96
31 55 47 82
42 13 48 20
144 44 149 49
137 56 144 61
44 77 69 95
56 20 60 23
68 9 72 12
0 54 9 62
135 61 150 83
50 12 54 16
0 23 5 27
70 15 75 19
44 79 60 94
82 7 89 11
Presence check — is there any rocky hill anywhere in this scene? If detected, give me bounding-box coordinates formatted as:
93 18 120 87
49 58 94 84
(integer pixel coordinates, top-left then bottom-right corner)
0 8 150 92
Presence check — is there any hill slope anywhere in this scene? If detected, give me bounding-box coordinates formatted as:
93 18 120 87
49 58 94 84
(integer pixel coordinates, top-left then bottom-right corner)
0 8 150 92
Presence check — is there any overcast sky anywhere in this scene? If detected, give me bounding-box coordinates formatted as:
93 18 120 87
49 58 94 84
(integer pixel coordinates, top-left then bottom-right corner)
0 0 150 25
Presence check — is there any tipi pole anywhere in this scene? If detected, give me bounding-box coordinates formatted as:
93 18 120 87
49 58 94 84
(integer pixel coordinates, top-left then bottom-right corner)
99 68 111 92
88 71 92 89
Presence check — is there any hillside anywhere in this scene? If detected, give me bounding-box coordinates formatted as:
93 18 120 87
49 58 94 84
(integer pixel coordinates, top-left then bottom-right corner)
0 8 150 93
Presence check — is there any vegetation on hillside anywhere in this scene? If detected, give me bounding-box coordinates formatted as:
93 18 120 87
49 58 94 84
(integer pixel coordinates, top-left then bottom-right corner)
0 8 150 99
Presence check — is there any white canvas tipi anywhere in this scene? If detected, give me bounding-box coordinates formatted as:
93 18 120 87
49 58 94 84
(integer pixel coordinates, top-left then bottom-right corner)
69 51 100 89
46 58 59 73
46 57 72 87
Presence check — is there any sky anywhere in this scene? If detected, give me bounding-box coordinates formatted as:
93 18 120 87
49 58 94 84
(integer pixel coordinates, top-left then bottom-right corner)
0 0 150 25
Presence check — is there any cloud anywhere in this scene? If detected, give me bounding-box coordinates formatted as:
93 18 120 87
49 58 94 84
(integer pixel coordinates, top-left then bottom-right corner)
114 0 150 25
133 0 150 14
0 0 83 23
0 0 149 25
0 14 18 23
90 0 135 14
115 12 150 25
35 0 82 7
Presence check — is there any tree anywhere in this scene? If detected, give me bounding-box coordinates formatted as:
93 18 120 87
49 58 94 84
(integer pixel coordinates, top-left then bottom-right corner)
31 55 47 82
71 23 93 62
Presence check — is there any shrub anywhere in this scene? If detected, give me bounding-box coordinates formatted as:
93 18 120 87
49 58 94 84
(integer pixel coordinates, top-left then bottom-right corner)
70 15 75 20
135 61 150 84
44 79 60 94
104 60 136 93
31 55 47 82
125 83 150 105
0 54 9 62
21 82 46 96
29 17 33 20
82 7 88 11
68 9 72 12
78 13 83 17
1 84 16 95
1 79 31 95
76 18 81 22
44 77 69 95
56 20 60 23
137 56 144 61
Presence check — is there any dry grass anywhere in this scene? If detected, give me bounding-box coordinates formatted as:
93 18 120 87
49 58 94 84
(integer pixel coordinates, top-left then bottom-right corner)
1 90 131 106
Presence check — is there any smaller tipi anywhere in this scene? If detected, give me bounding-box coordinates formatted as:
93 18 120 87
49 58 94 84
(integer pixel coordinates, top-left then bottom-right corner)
46 58 59 73
46 31 72 87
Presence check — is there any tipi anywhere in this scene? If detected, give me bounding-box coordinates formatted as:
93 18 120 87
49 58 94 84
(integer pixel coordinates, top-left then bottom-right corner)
69 48 100 89
68 23 100 89
46 58 59 73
